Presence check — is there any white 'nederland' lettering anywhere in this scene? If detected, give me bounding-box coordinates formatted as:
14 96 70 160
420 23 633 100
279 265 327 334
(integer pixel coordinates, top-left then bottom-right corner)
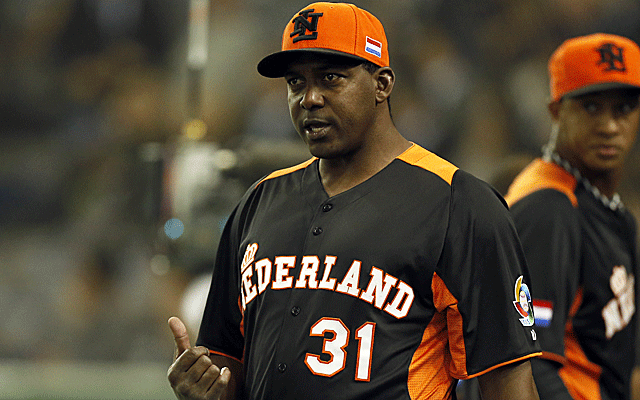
602 266 635 339
239 244 415 319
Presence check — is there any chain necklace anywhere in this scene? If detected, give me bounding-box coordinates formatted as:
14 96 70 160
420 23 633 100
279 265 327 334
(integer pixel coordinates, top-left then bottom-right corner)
544 152 624 212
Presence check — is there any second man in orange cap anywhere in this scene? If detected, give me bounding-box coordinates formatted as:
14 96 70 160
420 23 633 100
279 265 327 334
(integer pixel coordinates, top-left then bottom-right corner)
506 33 640 400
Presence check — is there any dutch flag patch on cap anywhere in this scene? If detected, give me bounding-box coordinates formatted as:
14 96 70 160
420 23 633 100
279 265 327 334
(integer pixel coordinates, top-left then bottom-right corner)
365 36 382 58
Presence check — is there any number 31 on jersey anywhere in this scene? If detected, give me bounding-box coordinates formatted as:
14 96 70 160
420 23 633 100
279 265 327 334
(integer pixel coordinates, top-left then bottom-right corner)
304 317 375 381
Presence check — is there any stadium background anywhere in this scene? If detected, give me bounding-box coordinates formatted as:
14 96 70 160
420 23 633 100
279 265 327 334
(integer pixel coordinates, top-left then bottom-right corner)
1 0 640 398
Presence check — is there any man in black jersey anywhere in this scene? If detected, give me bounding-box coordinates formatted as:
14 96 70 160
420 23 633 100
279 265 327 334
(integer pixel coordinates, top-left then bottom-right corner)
167 3 541 399
505 33 640 400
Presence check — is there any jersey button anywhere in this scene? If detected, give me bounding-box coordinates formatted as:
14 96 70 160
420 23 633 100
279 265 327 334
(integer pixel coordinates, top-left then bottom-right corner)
291 306 300 316
322 204 333 212
277 363 287 373
312 227 323 235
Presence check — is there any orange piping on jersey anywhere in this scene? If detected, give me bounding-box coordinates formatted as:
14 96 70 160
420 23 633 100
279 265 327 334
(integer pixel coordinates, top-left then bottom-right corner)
568 286 583 318
557 288 603 400
256 158 316 187
238 295 245 337
239 295 246 363
465 353 542 379
537 288 585 365
560 331 602 400
208 349 243 364
431 273 467 377
539 351 566 365
397 143 459 185
504 158 578 207
406 273 462 399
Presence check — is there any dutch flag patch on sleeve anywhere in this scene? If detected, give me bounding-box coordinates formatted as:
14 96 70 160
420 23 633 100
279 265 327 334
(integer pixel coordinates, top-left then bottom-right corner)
532 299 553 327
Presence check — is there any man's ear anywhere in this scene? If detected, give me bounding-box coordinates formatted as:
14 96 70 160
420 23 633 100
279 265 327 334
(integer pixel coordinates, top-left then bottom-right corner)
374 67 394 104
548 99 561 121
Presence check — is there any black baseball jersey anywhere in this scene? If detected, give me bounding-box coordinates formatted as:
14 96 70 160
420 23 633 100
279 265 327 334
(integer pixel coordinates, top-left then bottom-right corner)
197 144 540 400
505 158 638 400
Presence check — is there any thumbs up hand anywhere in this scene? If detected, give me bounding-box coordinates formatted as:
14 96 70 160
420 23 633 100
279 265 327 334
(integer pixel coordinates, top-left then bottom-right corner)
167 317 231 400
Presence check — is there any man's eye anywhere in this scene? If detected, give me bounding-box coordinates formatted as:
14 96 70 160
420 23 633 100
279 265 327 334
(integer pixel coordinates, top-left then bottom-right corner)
583 102 598 113
287 77 302 86
324 73 339 81
620 103 632 114
618 100 638 114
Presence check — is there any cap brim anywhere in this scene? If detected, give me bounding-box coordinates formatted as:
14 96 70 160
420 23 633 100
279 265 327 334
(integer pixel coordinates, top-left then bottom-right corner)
257 49 369 78
564 82 640 99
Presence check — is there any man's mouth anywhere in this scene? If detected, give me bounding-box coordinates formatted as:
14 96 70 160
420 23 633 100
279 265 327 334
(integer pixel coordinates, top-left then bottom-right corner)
594 144 621 158
303 121 331 138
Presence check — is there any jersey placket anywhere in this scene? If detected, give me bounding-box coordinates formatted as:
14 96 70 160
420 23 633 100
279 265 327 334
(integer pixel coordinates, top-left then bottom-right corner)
268 197 337 395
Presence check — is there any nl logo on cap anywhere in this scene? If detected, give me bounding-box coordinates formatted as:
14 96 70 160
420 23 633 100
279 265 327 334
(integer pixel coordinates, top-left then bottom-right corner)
597 42 626 72
365 36 382 58
290 9 323 43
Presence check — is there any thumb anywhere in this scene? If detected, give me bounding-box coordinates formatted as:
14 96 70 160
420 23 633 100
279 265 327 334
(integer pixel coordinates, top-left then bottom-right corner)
168 316 191 357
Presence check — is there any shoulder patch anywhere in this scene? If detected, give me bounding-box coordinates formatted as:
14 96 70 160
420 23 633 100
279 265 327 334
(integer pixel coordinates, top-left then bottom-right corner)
504 158 578 207
257 158 316 187
397 144 459 185
513 276 535 326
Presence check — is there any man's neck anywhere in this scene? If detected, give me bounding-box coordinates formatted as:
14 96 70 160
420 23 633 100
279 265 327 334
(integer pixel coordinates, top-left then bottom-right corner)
582 170 621 199
550 151 621 199
319 133 411 197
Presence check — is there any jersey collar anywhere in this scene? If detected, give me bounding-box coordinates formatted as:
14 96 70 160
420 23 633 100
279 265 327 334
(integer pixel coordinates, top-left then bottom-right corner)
543 151 624 212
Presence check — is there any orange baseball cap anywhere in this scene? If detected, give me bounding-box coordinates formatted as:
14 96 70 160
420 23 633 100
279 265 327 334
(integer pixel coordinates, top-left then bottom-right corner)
257 2 389 78
549 33 640 102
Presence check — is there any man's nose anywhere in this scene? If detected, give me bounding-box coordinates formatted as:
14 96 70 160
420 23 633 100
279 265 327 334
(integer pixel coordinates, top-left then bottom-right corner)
599 109 621 136
300 85 324 110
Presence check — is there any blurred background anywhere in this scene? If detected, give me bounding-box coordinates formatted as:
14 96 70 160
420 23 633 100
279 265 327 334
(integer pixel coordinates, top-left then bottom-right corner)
1 0 640 398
